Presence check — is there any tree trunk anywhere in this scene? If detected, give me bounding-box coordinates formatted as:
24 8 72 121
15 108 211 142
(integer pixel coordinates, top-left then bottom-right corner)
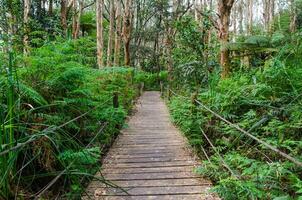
49 0 53 15
289 0 297 32
263 0 271 32
96 0 104 68
114 0 122 66
37 0 42 20
106 0 115 66
238 0 243 34
268 0 275 33
61 0 68 36
24 0 31 55
194 0 199 21
247 0 253 34
74 0 83 39
72 0 78 39
218 0 235 78
123 0 132 66
232 2 237 38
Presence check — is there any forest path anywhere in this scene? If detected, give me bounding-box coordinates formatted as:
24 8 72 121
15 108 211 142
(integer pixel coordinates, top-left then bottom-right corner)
82 92 218 200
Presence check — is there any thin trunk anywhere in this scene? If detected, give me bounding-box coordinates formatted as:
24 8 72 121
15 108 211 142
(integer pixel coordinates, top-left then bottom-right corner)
74 0 83 39
263 0 270 32
23 0 31 55
232 3 237 38
97 0 104 68
218 0 235 78
123 0 132 66
238 0 243 34
107 0 115 66
114 0 122 66
290 0 297 32
72 0 78 39
37 0 42 20
61 0 68 36
248 0 253 34
194 0 199 21
49 0 53 15
269 0 275 33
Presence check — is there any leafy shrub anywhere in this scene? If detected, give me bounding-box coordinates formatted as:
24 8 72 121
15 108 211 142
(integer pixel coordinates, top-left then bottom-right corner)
0 40 139 199
134 71 167 90
168 60 302 199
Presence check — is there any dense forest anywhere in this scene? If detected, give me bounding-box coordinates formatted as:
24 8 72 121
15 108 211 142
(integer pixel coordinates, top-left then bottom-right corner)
0 0 302 199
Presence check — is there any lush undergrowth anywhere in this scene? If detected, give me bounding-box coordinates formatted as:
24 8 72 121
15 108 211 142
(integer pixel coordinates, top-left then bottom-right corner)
168 61 302 199
0 38 140 199
134 70 168 91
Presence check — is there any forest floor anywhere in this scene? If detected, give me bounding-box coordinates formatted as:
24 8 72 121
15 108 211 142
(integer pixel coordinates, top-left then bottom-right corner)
82 91 218 200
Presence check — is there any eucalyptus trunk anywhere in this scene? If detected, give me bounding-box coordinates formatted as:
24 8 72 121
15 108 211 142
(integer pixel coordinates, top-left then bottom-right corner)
218 0 235 78
123 0 132 66
61 0 68 36
107 0 115 66
74 0 83 39
114 0 122 66
23 0 31 55
289 0 297 32
72 0 78 39
247 0 253 34
96 0 104 68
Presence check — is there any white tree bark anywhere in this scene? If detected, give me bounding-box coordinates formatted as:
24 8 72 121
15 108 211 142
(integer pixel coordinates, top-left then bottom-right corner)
24 0 31 55
114 0 122 66
96 0 104 68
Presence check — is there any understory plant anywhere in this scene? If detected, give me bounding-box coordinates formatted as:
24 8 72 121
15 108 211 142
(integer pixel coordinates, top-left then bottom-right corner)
168 59 302 199
0 38 140 199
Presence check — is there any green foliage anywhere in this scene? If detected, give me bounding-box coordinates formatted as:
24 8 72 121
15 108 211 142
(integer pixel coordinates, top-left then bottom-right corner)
172 15 218 89
168 58 302 199
0 40 139 198
134 71 167 90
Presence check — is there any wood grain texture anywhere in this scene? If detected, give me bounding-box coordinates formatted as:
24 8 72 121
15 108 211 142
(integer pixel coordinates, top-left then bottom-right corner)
82 92 219 200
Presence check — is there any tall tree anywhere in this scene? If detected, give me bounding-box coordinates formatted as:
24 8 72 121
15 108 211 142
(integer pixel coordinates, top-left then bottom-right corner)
72 0 78 39
232 2 237 37
107 0 115 66
114 0 122 66
74 0 83 39
61 0 68 36
96 0 104 68
123 0 132 66
269 0 275 33
247 0 253 34
23 0 31 55
238 0 243 34
263 0 274 33
217 0 235 78
289 0 297 32
49 0 53 15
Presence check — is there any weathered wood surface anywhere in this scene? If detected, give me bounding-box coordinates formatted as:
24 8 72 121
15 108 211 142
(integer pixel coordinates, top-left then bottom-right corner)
82 92 218 200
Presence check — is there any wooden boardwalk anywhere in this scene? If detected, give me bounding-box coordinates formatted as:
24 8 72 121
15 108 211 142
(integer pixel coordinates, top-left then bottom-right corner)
82 92 218 200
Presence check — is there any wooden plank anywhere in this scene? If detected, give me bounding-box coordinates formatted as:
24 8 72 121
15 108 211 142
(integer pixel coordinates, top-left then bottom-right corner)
103 161 198 168
103 157 192 164
102 172 200 181
93 185 209 196
87 178 209 188
115 141 184 145
108 149 186 154
101 166 195 174
82 194 210 200
107 150 181 155
82 92 218 199
105 153 191 159
114 143 184 148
